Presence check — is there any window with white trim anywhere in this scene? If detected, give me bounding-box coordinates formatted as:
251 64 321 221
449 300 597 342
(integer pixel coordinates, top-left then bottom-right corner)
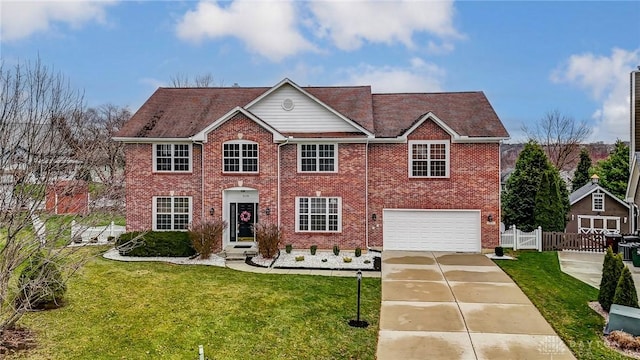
153 196 191 230
298 144 337 172
223 141 258 173
592 192 605 212
409 140 449 178
154 144 191 172
296 197 341 232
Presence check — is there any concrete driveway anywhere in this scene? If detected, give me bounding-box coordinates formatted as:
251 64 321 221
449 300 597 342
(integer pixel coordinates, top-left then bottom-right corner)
376 251 575 360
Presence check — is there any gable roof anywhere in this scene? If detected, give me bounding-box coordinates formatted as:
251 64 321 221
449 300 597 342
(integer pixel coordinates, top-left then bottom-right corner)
115 79 509 141
569 181 629 208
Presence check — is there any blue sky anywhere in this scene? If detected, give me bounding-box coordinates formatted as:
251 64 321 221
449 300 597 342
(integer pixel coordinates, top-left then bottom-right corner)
1 0 639 142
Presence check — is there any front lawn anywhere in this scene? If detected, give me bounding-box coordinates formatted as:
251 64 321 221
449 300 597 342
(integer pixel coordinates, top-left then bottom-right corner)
8 248 380 359
497 251 632 360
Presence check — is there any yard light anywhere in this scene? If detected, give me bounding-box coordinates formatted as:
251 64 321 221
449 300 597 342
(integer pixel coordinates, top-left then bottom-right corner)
349 270 369 328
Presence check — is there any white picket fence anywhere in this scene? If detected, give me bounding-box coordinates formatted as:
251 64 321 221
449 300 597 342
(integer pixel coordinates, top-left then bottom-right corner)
71 220 125 244
500 225 542 251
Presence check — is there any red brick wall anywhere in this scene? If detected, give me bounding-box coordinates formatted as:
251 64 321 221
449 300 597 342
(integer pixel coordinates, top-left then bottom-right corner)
124 143 202 231
123 116 501 250
368 120 501 248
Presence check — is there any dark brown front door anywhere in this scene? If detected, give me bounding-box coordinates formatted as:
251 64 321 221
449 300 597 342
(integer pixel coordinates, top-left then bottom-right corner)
232 202 256 242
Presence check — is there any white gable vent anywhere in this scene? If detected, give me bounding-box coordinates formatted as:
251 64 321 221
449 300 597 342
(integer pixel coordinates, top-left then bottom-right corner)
282 98 295 111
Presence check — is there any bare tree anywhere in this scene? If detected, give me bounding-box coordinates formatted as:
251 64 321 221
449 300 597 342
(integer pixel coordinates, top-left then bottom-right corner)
0 58 118 338
169 72 220 87
522 109 592 170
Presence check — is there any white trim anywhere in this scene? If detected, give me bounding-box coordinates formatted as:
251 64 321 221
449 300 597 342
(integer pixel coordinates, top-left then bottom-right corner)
570 184 630 209
402 112 459 139
577 215 620 234
297 143 338 173
295 196 342 233
408 140 450 178
113 137 195 143
245 78 374 137
592 192 605 212
222 140 259 174
152 196 193 231
192 106 286 142
152 143 192 173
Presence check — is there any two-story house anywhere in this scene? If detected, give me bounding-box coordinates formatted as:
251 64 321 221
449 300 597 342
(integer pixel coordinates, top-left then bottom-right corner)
114 79 509 252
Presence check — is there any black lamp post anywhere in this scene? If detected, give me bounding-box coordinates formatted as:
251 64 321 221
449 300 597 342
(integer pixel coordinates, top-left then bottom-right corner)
348 270 369 328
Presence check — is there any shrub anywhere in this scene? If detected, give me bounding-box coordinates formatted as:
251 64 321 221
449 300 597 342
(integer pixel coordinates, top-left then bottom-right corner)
188 220 227 259
295 256 305 262
255 223 282 259
310 245 317 255
609 331 640 351
333 245 340 256
495 246 504 257
116 231 196 257
613 266 639 308
343 257 352 263
355 247 362 257
599 247 625 311
16 252 66 310
285 244 293 254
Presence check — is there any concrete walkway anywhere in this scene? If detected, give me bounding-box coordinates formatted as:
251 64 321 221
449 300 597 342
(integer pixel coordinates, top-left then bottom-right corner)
377 251 575 360
558 251 640 295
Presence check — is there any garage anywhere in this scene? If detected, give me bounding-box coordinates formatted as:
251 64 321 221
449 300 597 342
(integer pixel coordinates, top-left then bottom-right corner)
382 209 481 252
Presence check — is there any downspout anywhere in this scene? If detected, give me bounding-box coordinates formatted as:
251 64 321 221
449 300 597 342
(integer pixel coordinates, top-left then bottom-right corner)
198 142 205 223
277 137 291 228
365 139 370 250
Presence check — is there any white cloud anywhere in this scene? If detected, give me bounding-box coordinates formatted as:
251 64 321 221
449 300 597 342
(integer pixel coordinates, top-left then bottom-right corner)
551 48 640 142
175 0 317 62
0 0 116 42
338 57 445 93
309 0 461 51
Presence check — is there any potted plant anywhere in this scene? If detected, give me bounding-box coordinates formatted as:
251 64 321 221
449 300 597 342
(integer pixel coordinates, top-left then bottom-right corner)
495 246 504 257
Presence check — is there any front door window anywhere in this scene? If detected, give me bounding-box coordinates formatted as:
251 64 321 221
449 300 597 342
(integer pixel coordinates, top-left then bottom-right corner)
230 202 257 242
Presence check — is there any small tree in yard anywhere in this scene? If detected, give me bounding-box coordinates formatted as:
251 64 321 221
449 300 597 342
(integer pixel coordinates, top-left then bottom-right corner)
534 170 566 232
188 220 227 259
255 224 283 259
572 148 592 191
613 266 639 309
599 247 625 312
592 140 629 200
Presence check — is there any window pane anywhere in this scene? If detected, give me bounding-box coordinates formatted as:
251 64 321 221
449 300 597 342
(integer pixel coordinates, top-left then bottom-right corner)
173 198 189 213
430 160 446 177
299 198 309 214
311 198 326 214
301 158 316 172
412 161 428 177
156 198 172 213
430 143 446 160
174 214 189 230
156 214 172 230
299 215 309 231
311 215 326 231
224 159 239 172
329 214 338 231
413 144 428 160
243 158 258 172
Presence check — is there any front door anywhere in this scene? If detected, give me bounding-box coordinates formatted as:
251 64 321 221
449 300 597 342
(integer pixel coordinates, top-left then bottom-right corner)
230 202 257 242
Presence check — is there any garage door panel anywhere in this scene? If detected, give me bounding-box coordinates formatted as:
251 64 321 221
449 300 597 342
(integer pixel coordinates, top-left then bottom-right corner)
383 209 481 252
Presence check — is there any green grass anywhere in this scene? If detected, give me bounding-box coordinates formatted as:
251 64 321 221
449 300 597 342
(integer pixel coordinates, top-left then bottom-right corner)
8 250 381 360
496 251 633 360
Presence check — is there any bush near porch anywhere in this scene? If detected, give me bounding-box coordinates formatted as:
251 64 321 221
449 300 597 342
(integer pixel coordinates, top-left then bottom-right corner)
116 231 195 257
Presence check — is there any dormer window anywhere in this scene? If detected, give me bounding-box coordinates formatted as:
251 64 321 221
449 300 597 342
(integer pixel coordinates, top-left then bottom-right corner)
223 141 258 173
592 192 604 212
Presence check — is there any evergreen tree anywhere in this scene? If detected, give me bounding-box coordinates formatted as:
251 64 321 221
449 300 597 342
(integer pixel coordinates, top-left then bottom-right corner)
534 170 566 231
572 147 592 191
613 266 639 309
592 140 629 199
599 248 625 312
502 141 569 231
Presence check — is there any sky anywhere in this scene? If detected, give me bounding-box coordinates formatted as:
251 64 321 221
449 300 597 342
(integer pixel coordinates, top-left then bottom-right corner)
1 0 639 143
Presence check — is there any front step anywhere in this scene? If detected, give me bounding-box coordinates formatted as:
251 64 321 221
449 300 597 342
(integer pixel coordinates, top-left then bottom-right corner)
222 244 259 261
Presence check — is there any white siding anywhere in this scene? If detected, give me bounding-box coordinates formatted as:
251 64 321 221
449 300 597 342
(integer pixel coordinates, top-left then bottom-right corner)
383 209 481 252
247 85 360 133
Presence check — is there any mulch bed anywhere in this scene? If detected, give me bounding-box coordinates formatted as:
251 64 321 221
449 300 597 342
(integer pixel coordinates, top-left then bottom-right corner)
0 327 37 355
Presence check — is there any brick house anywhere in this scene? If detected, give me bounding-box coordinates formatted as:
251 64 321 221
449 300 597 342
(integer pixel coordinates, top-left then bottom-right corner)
114 79 509 252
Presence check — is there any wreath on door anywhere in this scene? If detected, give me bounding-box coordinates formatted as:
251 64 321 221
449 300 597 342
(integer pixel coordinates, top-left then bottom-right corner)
239 211 251 222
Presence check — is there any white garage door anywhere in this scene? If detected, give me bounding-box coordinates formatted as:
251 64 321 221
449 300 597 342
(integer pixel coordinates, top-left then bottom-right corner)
383 209 481 252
